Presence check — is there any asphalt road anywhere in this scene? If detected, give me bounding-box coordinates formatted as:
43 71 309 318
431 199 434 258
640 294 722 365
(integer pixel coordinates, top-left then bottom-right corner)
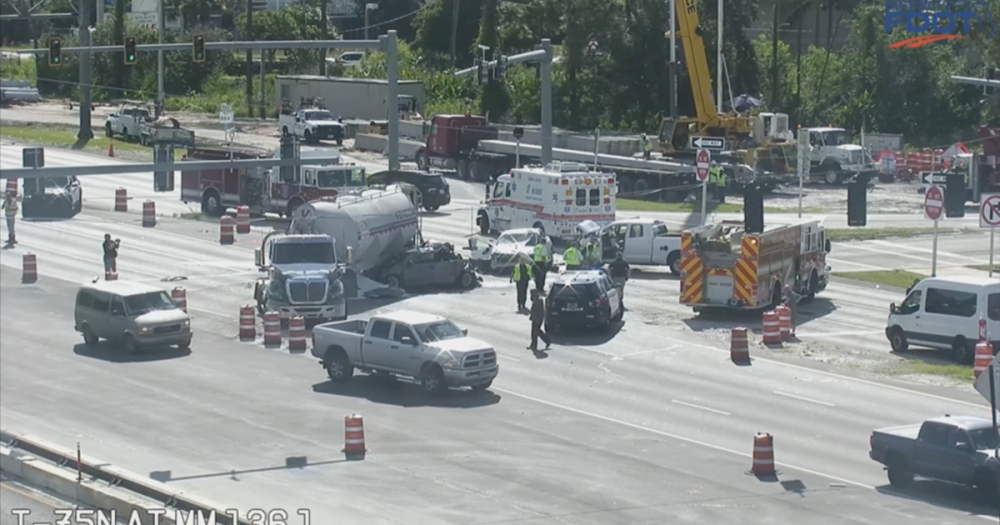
1 197 998 522
828 231 995 274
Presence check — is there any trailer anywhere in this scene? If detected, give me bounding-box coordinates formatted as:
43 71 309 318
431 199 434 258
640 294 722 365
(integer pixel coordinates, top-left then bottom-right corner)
274 76 426 122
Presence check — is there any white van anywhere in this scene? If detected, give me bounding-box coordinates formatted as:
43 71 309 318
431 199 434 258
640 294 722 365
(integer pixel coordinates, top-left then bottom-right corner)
886 276 1000 363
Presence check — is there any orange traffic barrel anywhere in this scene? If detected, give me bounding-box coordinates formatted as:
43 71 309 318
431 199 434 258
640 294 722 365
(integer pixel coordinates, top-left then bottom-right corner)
114 188 127 212
730 327 750 362
239 305 257 341
974 341 994 379
22 252 37 283
761 310 781 346
171 287 187 312
236 205 251 234
105 271 118 281
142 200 156 227
777 305 792 340
5 178 17 197
262 311 281 347
288 316 307 352
219 216 235 245
751 432 775 475
343 414 366 460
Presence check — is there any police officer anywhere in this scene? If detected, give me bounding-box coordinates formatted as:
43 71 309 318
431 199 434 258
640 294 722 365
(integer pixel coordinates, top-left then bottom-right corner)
528 288 551 352
641 133 652 160
563 242 582 272
3 190 18 245
709 161 727 203
532 238 550 291
510 255 534 312
607 252 630 303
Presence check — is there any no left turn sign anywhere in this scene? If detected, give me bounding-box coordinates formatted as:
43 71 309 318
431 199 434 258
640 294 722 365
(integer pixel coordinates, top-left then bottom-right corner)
981 193 1000 229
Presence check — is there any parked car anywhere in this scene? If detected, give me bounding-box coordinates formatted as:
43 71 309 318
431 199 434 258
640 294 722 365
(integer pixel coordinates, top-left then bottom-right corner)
870 415 999 503
367 242 479 290
545 270 623 333
74 280 192 353
310 311 499 392
338 51 364 67
367 170 451 211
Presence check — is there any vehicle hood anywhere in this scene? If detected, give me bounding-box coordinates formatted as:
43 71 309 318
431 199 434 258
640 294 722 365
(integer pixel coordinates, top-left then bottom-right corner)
424 337 494 356
835 144 863 152
134 309 189 325
305 120 343 128
492 243 530 256
274 263 337 280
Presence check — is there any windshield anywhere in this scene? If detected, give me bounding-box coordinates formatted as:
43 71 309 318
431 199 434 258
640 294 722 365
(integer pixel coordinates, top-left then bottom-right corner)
820 130 849 146
415 321 465 342
41 176 73 189
303 111 334 121
125 291 177 316
497 232 533 245
317 168 366 188
272 242 336 265
652 223 669 236
969 427 1000 450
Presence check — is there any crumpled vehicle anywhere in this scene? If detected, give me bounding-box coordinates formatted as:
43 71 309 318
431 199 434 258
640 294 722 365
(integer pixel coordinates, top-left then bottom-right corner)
367 242 480 291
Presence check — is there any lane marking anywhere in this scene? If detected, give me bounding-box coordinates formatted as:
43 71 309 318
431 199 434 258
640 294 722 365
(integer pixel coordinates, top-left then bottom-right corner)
795 330 884 338
774 390 837 407
826 257 887 271
612 345 679 360
671 399 731 416
870 239 990 263
497 354 521 362
840 243 938 264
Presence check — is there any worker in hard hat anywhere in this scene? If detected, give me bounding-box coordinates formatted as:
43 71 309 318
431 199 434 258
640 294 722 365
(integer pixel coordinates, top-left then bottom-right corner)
563 241 582 272
708 161 727 203
641 134 652 160
2 190 18 246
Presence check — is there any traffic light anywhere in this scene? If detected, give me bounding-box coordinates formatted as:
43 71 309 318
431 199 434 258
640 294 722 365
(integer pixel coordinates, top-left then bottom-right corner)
477 59 489 86
743 183 764 234
847 176 868 226
47 37 62 67
279 134 296 182
123 36 137 65
153 146 174 192
497 55 508 81
192 34 206 63
945 172 966 218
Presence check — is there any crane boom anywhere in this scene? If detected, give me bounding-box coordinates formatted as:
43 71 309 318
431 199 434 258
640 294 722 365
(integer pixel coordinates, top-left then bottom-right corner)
676 0 718 125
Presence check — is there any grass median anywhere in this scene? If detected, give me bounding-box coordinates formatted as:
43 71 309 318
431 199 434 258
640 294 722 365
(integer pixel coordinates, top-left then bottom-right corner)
830 269 926 289
0 123 150 157
895 360 974 383
824 227 969 242
968 264 999 273
615 198 808 214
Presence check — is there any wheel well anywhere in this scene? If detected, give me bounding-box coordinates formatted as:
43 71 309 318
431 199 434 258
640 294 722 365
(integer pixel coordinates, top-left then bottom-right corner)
286 197 304 216
667 250 681 265
420 362 441 375
324 345 347 364
532 221 544 233
202 187 220 202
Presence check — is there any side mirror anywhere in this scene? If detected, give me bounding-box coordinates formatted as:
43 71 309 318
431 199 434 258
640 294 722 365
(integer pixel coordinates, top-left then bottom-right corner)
462 328 468 336
889 303 897 313
825 239 832 253
254 248 263 268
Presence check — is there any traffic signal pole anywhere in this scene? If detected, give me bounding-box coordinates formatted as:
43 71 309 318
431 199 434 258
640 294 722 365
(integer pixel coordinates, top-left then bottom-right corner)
78 0 93 140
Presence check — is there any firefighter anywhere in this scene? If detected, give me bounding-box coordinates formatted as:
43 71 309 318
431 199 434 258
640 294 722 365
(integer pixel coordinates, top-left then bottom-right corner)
510 255 534 312
528 288 551 352
783 284 802 337
641 134 652 160
103 233 120 274
3 190 18 245
532 238 550 291
709 161 727 203
563 242 582 272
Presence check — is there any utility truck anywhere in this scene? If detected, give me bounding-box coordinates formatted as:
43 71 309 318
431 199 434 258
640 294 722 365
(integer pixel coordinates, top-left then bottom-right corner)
104 101 152 142
678 219 831 312
800 127 873 184
253 232 347 322
595 219 684 274
278 98 345 145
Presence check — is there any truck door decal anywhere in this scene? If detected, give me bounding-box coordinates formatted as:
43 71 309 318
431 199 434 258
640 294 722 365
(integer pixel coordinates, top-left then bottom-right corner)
735 236 759 306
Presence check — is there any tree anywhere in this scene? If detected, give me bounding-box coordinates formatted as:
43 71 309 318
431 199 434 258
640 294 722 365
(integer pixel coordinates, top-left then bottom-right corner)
412 0 482 67
475 0 509 119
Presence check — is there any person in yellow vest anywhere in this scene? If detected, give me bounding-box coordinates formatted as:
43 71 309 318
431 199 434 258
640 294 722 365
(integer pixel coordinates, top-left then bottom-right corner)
583 239 600 268
3 190 18 245
510 255 535 312
709 161 727 203
563 242 582 272
532 240 550 291
641 134 652 160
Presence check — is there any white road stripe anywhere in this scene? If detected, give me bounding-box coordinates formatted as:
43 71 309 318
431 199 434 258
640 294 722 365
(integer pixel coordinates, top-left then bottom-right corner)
774 390 837 407
671 399 731 416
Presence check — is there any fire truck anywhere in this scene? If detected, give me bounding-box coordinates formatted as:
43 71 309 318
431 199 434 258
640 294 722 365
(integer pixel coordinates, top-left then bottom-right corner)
678 219 832 312
179 145 366 217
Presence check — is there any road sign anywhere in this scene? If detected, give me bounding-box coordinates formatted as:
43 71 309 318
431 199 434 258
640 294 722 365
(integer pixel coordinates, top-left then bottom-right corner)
695 149 711 182
921 172 947 186
219 103 234 126
974 354 1000 410
981 194 1000 228
689 136 726 151
924 185 944 220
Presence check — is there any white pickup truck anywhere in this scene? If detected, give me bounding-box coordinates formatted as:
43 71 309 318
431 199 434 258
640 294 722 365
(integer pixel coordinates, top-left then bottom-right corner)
596 219 684 274
311 310 498 393
105 105 151 142
279 107 345 145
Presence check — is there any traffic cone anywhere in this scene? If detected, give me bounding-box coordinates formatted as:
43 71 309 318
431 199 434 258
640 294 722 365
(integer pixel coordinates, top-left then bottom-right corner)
107 143 115 157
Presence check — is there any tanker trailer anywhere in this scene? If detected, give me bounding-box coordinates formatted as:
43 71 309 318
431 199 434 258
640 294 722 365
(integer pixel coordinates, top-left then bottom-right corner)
289 186 419 273
253 233 347 322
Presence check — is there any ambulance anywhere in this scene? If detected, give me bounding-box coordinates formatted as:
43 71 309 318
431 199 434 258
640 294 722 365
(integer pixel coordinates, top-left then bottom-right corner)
476 162 617 241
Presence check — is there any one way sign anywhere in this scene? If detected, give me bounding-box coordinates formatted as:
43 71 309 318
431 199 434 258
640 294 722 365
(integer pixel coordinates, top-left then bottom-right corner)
689 136 726 151
921 172 947 187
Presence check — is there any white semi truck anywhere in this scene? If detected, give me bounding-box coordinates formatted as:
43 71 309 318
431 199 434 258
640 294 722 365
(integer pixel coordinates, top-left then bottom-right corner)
254 233 348 322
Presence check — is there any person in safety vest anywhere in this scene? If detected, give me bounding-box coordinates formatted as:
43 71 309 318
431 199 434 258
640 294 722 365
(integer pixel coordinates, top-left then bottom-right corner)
510 255 535 312
584 239 600 268
709 161 727 203
532 239 550 291
3 190 18 245
641 133 652 160
563 242 582 272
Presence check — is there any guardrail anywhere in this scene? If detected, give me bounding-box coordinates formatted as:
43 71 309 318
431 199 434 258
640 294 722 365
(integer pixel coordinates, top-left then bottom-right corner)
1 430 250 525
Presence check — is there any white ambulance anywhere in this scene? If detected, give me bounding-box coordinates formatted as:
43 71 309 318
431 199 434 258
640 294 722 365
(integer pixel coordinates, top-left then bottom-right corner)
476 162 617 240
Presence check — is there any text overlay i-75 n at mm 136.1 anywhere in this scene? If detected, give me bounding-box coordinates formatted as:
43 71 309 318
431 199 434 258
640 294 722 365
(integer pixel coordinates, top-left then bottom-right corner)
8 508 313 525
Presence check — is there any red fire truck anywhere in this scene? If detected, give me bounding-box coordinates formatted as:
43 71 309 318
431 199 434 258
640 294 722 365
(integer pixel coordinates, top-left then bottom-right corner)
179 145 366 217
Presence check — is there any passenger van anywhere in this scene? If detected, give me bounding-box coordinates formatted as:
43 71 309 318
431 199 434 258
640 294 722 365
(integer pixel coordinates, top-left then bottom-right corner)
886 276 1000 363
74 281 192 353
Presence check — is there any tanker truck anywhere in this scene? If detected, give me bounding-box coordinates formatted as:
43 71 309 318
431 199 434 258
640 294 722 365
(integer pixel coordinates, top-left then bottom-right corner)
253 233 348 322
289 186 420 273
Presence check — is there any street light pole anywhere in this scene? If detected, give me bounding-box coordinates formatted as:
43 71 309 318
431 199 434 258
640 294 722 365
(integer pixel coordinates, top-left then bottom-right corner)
364 3 378 41
157 0 164 115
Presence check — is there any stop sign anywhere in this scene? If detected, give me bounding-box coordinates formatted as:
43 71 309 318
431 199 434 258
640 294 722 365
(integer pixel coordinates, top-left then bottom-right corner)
696 149 711 182
924 185 944 220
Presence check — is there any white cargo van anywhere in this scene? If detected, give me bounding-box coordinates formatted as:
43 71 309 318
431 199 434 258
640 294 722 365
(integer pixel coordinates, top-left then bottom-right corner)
885 276 1000 363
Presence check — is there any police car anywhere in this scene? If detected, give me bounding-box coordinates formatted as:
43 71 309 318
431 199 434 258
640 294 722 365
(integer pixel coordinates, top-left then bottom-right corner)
22 175 82 218
544 270 623 334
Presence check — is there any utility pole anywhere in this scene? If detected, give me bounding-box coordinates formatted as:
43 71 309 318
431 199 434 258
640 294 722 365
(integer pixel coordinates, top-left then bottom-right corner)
385 30 400 170
449 0 460 68
156 0 164 116
244 0 254 118
319 0 327 75
78 0 94 139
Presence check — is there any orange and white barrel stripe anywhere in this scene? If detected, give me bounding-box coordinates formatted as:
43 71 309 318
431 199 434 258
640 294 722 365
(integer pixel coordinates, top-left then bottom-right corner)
239 305 256 341
730 327 750 362
114 188 128 212
5 178 17 197
751 433 775 475
679 232 704 304
171 287 187 312
142 200 156 227
344 414 366 459
287 316 307 351
22 253 37 283
762 311 781 345
735 236 758 306
973 341 994 378
262 311 281 346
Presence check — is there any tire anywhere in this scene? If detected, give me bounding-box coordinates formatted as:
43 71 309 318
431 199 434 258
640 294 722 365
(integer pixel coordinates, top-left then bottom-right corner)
633 178 649 196
385 275 401 288
952 336 973 364
457 159 470 180
889 328 909 353
74 195 83 215
416 151 429 171
887 467 914 488
420 364 446 394
123 334 139 354
425 205 440 212
975 471 999 504
458 270 475 289
324 348 354 383
668 252 682 275
304 130 313 144
471 379 493 392
201 190 223 217
823 166 841 185
478 212 490 236
82 325 98 346
105 124 113 138
177 340 191 351
286 198 304 217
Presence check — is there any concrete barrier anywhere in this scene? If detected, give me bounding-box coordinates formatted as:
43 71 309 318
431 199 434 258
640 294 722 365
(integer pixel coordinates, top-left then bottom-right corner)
352 133 423 160
0 431 249 525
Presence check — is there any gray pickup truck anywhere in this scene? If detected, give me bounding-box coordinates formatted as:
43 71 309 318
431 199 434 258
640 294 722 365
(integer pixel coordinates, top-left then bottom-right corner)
870 415 999 502
311 310 498 393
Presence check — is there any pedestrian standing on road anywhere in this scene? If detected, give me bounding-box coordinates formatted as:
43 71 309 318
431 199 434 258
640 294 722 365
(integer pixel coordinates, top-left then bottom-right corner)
607 252 631 304
563 242 582 272
510 255 534 312
103 234 120 274
3 190 18 245
528 289 551 352
783 284 802 337
709 161 727 203
532 239 550 292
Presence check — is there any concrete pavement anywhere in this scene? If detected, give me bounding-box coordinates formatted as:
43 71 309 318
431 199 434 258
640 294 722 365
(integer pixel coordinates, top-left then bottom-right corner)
0 477 120 525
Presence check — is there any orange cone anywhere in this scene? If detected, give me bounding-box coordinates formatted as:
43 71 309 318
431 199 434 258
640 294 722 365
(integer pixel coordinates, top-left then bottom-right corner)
107 143 115 157
973 341 994 379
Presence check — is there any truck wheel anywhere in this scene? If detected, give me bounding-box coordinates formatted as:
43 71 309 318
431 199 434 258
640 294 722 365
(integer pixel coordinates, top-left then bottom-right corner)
952 336 973 364
82 325 99 346
457 159 470 180
458 270 475 289
385 275 401 288
416 151 429 171
424 205 440 212
105 123 113 138
304 130 313 144
975 471 998 504
469 160 483 181
887 467 913 488
286 198 304 217
324 348 354 383
123 334 139 355
478 212 490 236
889 327 909 353
668 252 682 275
201 190 223 217
420 364 446 394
